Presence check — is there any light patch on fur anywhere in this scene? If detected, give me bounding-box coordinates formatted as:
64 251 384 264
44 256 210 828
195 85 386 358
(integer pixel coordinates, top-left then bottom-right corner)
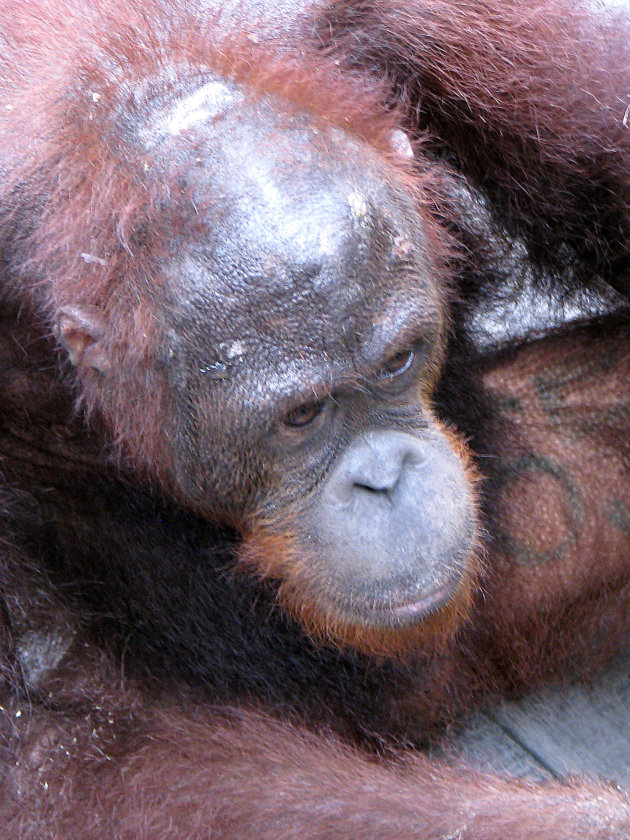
17 630 74 687
166 80 235 136
318 227 337 256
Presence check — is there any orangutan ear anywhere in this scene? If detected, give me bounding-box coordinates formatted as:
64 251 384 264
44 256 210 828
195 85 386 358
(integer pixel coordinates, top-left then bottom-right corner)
55 306 110 374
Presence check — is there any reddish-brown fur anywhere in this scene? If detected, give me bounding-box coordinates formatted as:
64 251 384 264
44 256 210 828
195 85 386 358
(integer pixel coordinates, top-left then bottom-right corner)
2 0 630 837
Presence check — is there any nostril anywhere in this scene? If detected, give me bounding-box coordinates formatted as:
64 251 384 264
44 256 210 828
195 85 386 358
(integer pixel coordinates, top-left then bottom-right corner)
352 460 407 497
327 431 428 506
355 482 382 494
353 478 398 498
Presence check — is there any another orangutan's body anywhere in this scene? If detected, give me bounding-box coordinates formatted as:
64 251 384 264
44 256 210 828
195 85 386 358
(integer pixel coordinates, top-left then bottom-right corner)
1 1 630 837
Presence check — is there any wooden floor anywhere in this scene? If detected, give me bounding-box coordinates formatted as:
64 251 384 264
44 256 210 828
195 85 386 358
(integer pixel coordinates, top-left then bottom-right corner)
444 648 630 784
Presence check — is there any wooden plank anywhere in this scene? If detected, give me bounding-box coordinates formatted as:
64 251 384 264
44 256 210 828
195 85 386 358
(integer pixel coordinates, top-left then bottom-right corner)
490 650 630 783
440 713 553 781
444 649 630 783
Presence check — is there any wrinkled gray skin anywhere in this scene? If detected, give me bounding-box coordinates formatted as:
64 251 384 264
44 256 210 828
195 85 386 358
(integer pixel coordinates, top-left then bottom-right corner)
75 74 476 626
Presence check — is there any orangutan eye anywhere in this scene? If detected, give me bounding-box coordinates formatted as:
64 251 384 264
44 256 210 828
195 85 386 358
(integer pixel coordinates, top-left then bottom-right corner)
282 399 327 429
376 348 415 379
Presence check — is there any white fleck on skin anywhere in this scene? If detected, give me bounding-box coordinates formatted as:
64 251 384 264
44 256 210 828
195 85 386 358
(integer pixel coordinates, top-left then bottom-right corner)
389 129 414 159
80 252 107 266
347 191 369 219
393 236 413 259
226 340 246 359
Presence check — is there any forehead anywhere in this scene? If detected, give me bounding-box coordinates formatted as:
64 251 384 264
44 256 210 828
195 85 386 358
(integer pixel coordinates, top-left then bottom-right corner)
150 79 442 408
163 252 436 377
